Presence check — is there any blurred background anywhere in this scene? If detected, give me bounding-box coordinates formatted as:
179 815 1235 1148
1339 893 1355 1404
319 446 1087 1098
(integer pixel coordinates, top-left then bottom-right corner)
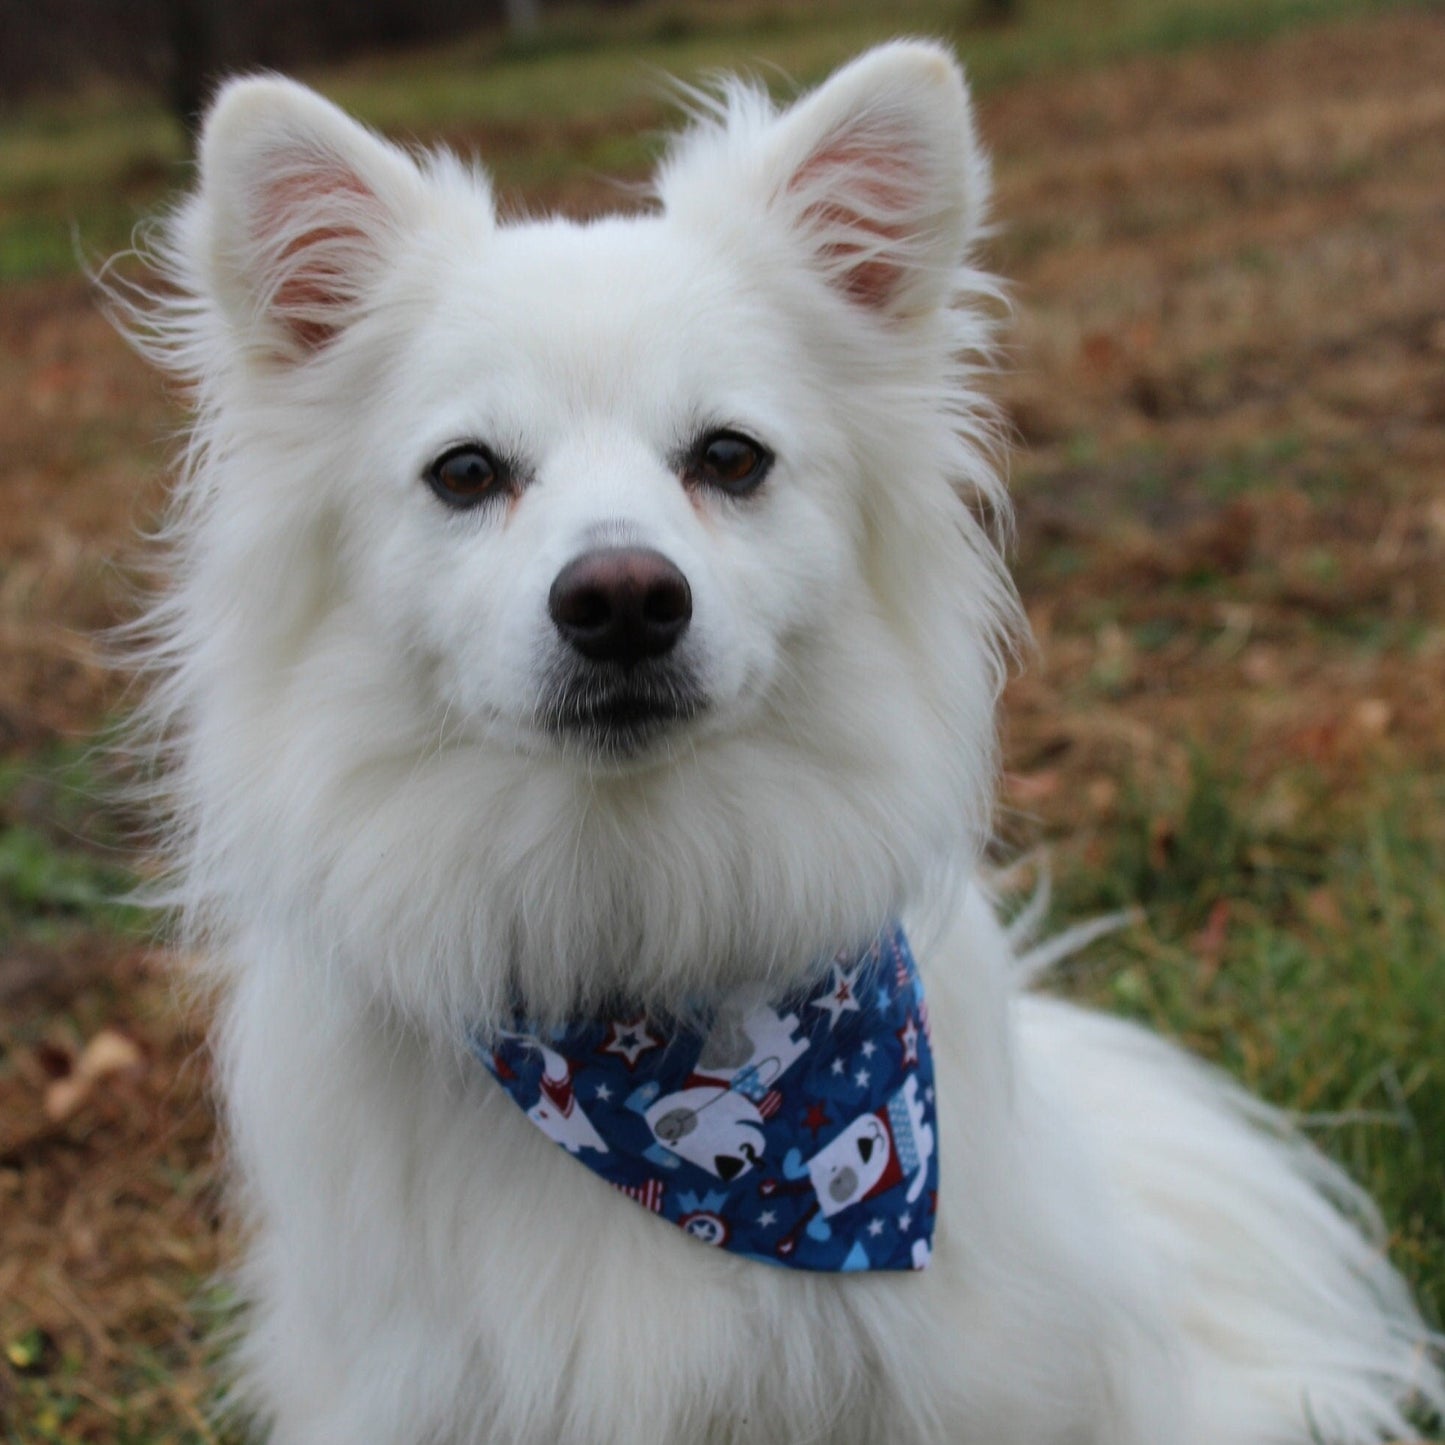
0 0 1442 1439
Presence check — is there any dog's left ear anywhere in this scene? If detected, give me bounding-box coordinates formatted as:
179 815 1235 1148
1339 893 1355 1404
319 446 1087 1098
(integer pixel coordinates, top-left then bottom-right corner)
661 42 987 322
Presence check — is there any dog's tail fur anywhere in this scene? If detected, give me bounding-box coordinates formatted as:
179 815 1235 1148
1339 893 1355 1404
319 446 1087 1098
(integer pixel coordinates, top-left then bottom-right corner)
1020 994 1445 1443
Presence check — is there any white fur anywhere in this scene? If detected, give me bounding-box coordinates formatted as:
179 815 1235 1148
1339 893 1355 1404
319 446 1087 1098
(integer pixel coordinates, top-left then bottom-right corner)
116 43 1442 1444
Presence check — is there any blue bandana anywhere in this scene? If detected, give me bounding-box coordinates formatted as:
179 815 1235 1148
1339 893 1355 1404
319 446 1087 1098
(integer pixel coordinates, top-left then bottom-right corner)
475 924 937 1273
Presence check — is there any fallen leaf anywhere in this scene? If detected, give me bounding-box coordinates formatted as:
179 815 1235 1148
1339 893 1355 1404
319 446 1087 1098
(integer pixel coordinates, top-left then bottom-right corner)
1351 698 1391 738
42 1076 89 1124
75 1029 143 1081
1240 645 1282 686
1006 770 1062 802
42 1028 145 1123
5 1327 54 1374
1080 330 1122 374
1304 887 1345 931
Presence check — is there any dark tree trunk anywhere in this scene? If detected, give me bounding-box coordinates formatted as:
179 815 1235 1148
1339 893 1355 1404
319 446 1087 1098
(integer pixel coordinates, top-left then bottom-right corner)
974 0 1019 26
503 0 541 39
164 0 230 143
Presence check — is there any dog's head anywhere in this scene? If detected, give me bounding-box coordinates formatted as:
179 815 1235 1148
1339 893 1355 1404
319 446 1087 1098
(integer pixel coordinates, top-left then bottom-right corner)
129 45 1021 1028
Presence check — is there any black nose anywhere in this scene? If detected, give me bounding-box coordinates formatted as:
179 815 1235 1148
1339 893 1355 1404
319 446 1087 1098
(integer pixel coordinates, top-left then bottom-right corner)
548 547 692 668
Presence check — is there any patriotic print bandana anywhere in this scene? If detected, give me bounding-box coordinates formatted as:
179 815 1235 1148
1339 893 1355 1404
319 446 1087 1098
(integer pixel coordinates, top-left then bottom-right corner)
475 924 937 1273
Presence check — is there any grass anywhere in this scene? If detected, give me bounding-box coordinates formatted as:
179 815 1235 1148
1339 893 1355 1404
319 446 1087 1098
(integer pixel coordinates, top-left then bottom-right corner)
1043 757 1445 1339
0 742 142 946
322 0 1443 127
2 0 1443 1436
1 0 1439 279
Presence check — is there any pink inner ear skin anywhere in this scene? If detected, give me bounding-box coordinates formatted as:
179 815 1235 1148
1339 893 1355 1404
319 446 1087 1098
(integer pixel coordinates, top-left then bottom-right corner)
259 167 374 352
790 135 922 312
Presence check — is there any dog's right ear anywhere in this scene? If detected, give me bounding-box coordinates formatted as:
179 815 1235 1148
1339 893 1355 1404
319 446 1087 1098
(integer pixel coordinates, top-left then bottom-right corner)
193 76 435 364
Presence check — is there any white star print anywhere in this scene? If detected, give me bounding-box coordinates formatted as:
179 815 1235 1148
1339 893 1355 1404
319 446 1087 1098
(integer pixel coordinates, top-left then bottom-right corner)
867 1218 885 1238
860 1040 876 1059
593 1083 612 1102
898 1210 912 1231
897 1016 920 1067
757 1210 777 1228
809 960 864 1028
601 1016 661 1068
854 1068 870 1087
830 1058 845 1076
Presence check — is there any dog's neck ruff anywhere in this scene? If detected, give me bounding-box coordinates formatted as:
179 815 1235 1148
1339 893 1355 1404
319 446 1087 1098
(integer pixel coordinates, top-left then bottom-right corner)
475 924 937 1273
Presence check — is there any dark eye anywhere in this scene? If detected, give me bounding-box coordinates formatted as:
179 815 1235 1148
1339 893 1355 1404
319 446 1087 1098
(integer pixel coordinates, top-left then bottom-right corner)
687 430 772 497
426 444 507 508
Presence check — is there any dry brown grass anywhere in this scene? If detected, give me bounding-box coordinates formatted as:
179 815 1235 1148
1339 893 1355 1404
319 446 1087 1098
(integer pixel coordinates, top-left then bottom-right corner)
1 8 1443 1439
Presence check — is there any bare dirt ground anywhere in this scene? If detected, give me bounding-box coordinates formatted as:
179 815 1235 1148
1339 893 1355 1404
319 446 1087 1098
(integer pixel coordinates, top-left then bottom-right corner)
1 9 1442 1439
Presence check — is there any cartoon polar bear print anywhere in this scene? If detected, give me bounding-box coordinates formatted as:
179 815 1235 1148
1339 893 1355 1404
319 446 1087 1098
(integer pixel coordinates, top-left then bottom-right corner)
638 1002 810 1180
805 1073 933 1218
766 1073 936 1266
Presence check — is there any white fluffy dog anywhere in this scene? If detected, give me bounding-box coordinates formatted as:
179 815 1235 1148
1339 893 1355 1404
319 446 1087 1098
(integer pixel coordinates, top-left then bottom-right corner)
120 41 1443 1445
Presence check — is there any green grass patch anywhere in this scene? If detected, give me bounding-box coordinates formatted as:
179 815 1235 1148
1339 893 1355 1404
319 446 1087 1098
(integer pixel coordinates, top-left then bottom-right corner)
0 204 156 285
1046 755 1445 1332
0 741 144 944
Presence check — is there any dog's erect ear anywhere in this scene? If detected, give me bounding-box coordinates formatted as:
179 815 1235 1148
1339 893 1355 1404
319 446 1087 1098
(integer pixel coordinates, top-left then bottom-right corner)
194 76 432 362
663 42 987 322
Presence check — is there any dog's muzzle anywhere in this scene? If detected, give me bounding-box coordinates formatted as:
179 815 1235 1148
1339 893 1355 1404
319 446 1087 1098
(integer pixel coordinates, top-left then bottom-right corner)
541 546 701 753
